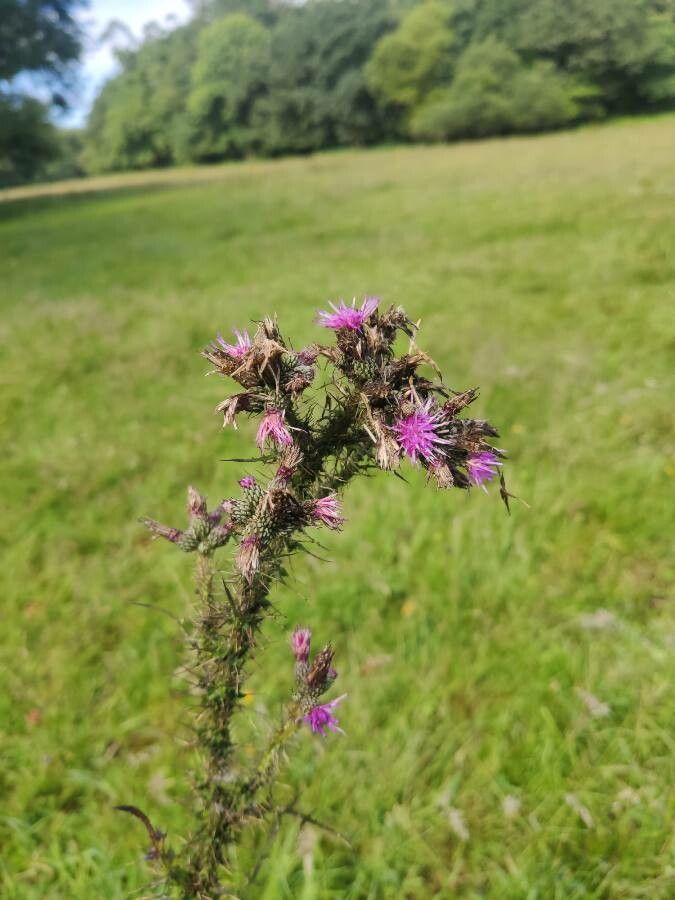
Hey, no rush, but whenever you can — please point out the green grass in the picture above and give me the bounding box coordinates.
[1,116,673,899]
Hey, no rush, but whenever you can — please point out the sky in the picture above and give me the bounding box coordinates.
[62,0,192,126]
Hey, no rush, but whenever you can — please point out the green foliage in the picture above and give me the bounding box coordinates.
[83,25,198,172]
[77,0,675,170]
[0,95,58,187]
[253,0,395,155]
[0,0,84,81]
[410,39,585,141]
[0,0,85,182]
[365,1,455,111]
[466,0,675,111]
[187,14,271,160]
[0,116,673,897]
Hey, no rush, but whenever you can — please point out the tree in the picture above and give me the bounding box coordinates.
[0,0,84,82]
[253,0,395,154]
[0,0,85,184]
[83,24,198,172]
[365,1,455,118]
[410,38,583,141]
[187,14,271,160]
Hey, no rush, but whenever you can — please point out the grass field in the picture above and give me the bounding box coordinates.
[1,116,674,899]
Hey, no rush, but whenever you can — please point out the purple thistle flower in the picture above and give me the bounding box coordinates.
[239,475,257,490]
[317,297,379,331]
[393,398,449,465]
[466,451,502,488]
[216,329,252,358]
[291,627,311,663]
[303,694,346,736]
[310,494,345,530]
[256,408,294,450]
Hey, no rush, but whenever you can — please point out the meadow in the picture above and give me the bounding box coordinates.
[1,116,673,899]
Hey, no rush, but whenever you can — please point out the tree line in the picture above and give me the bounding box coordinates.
[3,0,675,184]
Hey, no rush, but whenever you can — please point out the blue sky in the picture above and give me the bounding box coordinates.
[63,0,191,126]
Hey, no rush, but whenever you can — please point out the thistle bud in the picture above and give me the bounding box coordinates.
[275,446,303,485]
[291,627,311,663]
[208,499,233,526]
[187,486,208,521]
[239,476,257,490]
[204,522,235,551]
[141,517,183,544]
[296,346,319,366]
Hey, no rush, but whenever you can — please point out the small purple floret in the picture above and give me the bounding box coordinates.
[239,475,257,490]
[256,409,294,449]
[303,694,346,736]
[393,398,449,465]
[466,451,501,487]
[216,329,252,358]
[291,627,311,663]
[317,297,379,331]
[310,494,345,530]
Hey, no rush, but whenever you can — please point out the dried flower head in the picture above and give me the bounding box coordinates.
[236,533,261,581]
[215,392,256,429]
[305,644,336,697]
[317,297,379,331]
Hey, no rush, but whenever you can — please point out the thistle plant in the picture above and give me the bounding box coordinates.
[125,297,508,897]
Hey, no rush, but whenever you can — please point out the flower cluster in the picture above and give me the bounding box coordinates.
[141,486,233,554]
[203,299,505,501]
[136,297,508,894]
[291,627,344,736]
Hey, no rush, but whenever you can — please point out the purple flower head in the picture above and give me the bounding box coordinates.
[466,451,502,488]
[256,408,294,450]
[317,297,379,331]
[291,627,312,663]
[239,475,257,490]
[216,329,252,359]
[393,398,449,465]
[310,494,345,530]
[303,694,346,737]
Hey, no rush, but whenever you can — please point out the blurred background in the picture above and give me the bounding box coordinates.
[1,1,674,898]
[2,0,675,185]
